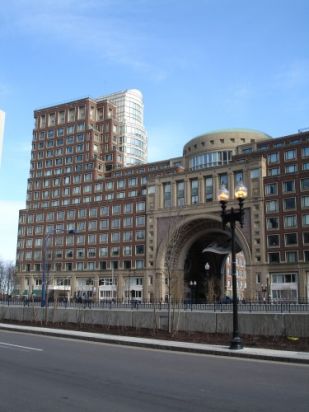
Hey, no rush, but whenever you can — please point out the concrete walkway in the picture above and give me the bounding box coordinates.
[1,323,308,365]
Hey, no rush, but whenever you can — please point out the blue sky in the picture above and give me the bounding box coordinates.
[0,0,308,262]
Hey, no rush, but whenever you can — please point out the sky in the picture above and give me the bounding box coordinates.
[0,0,308,263]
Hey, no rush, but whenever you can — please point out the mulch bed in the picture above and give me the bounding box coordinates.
[1,320,309,352]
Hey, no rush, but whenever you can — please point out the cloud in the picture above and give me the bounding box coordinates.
[0,200,25,263]
[1,0,169,81]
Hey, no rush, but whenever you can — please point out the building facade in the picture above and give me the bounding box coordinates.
[15,94,309,304]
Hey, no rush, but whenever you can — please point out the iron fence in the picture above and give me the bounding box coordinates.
[1,299,309,313]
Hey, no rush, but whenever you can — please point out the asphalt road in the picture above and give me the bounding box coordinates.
[0,330,308,412]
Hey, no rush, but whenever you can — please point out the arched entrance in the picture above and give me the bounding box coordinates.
[155,215,250,302]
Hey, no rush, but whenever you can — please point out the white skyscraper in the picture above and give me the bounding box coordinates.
[0,110,5,167]
[98,89,147,165]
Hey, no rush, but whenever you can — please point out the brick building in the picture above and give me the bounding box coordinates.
[15,91,309,303]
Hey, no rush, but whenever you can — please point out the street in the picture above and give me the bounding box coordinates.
[0,330,308,412]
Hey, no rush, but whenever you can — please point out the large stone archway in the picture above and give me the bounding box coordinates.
[154,214,252,302]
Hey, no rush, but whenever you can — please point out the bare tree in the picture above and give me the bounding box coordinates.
[0,259,17,299]
[155,212,186,333]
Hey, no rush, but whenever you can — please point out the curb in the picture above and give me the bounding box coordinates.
[1,323,309,365]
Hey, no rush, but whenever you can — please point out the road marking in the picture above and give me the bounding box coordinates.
[0,342,43,351]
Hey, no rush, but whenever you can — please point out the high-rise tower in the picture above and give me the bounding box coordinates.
[97,89,147,165]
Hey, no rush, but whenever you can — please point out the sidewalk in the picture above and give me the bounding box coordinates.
[1,322,308,365]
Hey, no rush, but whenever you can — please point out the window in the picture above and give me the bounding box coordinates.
[303,232,309,244]
[267,153,279,163]
[100,206,109,216]
[123,231,133,242]
[302,196,309,208]
[88,248,96,257]
[135,230,145,240]
[99,247,108,257]
[88,234,96,244]
[112,205,121,215]
[285,233,297,246]
[302,147,309,157]
[284,149,296,160]
[136,201,145,212]
[123,246,132,256]
[100,219,109,229]
[136,260,144,269]
[111,232,120,242]
[266,200,278,212]
[268,167,280,176]
[163,182,171,208]
[284,215,297,228]
[205,177,213,202]
[175,180,185,207]
[268,235,279,247]
[99,233,108,243]
[111,218,120,229]
[123,216,133,227]
[128,177,137,187]
[302,214,309,226]
[301,178,309,191]
[135,245,145,255]
[124,203,133,214]
[268,252,280,263]
[191,179,199,204]
[111,247,120,256]
[286,251,297,263]
[136,216,145,226]
[285,164,297,174]
[265,183,278,195]
[283,197,296,210]
[283,180,295,193]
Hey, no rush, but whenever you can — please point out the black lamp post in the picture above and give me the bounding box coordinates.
[218,181,247,350]
[189,280,197,310]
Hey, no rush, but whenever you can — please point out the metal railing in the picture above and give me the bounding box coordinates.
[1,299,309,313]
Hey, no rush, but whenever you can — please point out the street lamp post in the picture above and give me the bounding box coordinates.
[189,280,197,310]
[41,229,76,307]
[218,181,247,350]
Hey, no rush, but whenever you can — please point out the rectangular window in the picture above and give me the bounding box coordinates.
[302,196,309,208]
[268,234,279,247]
[301,178,309,191]
[268,167,280,176]
[135,245,145,255]
[283,180,295,193]
[302,147,309,157]
[267,153,279,163]
[205,177,213,202]
[123,216,133,227]
[285,164,297,174]
[286,251,297,263]
[163,182,172,208]
[176,181,185,206]
[285,233,297,246]
[303,232,309,244]
[268,252,280,263]
[284,149,296,160]
[284,215,297,228]
[266,200,278,212]
[191,179,199,204]
[265,183,278,195]
[284,197,296,210]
